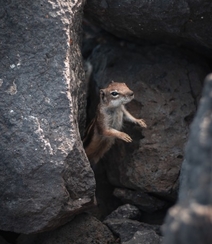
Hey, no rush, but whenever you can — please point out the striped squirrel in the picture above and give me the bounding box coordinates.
[83,81,147,165]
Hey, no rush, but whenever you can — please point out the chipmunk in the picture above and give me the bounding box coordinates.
[83,81,147,165]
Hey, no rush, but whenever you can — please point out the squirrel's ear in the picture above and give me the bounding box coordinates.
[100,89,106,102]
[111,80,114,83]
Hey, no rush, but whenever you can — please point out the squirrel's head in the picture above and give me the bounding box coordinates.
[100,81,134,107]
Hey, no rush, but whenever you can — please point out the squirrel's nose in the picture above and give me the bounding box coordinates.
[130,92,134,96]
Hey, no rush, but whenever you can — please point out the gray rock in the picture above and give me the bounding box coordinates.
[123,230,162,244]
[104,218,161,243]
[0,0,95,234]
[105,204,141,221]
[84,0,212,56]
[163,74,212,243]
[88,42,209,199]
[17,213,116,244]
[113,188,167,213]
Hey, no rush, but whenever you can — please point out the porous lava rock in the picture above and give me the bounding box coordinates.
[0,0,95,234]
[17,213,116,244]
[87,41,209,200]
[84,0,212,56]
[163,74,212,243]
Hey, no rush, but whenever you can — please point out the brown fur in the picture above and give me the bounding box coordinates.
[83,82,147,164]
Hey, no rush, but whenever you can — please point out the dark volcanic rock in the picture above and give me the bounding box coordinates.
[87,41,209,199]
[122,230,162,244]
[163,74,212,243]
[104,204,163,243]
[17,213,116,244]
[0,0,95,234]
[113,188,167,213]
[104,218,161,243]
[84,0,212,56]
[105,204,141,221]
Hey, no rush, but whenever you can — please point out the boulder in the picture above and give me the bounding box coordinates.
[0,0,95,234]
[122,230,162,244]
[105,204,141,221]
[104,203,162,243]
[17,213,116,244]
[163,74,212,243]
[113,188,168,213]
[84,0,212,56]
[104,203,164,243]
[104,218,161,243]
[87,41,209,200]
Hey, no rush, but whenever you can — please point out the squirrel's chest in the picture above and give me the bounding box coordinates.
[108,108,124,130]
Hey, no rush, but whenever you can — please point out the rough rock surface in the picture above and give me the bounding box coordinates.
[105,204,141,221]
[17,213,116,244]
[104,218,161,243]
[0,0,95,234]
[113,188,168,213]
[103,204,164,243]
[87,40,209,200]
[84,0,212,56]
[123,230,162,244]
[163,74,212,243]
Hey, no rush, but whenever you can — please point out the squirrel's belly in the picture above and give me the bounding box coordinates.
[111,112,123,130]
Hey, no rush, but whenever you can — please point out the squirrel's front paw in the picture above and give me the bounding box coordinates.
[119,132,132,143]
[137,119,147,128]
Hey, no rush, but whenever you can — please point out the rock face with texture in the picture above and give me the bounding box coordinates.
[105,204,141,221]
[87,40,208,201]
[84,0,212,56]
[122,230,162,244]
[104,204,162,244]
[17,213,116,244]
[163,74,212,243]
[113,188,167,213]
[0,0,95,234]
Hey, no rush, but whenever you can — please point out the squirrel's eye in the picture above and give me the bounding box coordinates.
[111,92,119,97]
